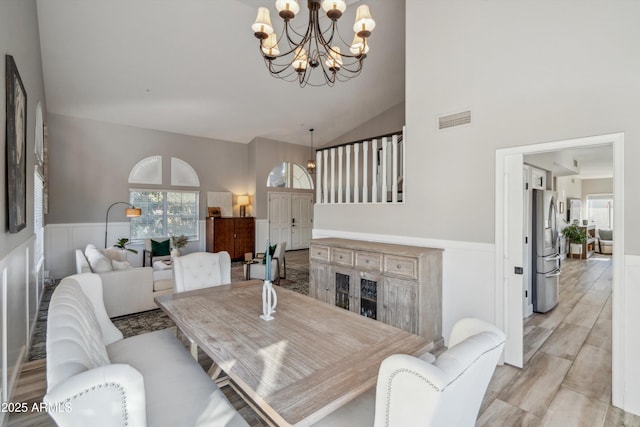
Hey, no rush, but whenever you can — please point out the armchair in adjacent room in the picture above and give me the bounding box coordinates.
[246,242,286,283]
[597,229,613,254]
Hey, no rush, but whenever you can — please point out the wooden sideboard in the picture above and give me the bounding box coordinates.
[309,238,443,347]
[205,217,255,260]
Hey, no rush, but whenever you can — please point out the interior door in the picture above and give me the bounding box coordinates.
[268,192,292,249]
[503,153,525,367]
[291,193,313,250]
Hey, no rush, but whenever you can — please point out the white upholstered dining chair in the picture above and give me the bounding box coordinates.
[173,251,231,292]
[312,317,506,427]
[172,251,231,373]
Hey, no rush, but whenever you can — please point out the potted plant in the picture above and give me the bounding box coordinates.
[562,224,587,257]
[113,237,138,261]
[170,234,188,257]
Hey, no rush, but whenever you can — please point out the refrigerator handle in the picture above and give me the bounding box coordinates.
[546,255,561,261]
[545,268,562,278]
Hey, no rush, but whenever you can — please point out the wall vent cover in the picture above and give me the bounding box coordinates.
[438,110,471,130]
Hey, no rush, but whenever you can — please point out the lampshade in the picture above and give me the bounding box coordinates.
[252,7,274,39]
[322,0,347,20]
[261,33,280,57]
[350,34,369,55]
[354,5,375,37]
[125,208,142,217]
[237,196,250,206]
[291,47,308,72]
[325,46,343,71]
[275,0,300,20]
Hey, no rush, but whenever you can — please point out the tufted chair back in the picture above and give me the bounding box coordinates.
[172,251,232,292]
[373,318,505,427]
[46,274,124,392]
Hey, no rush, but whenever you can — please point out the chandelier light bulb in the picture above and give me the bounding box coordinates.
[252,7,274,39]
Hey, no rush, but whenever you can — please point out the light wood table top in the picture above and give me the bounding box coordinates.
[155,281,430,426]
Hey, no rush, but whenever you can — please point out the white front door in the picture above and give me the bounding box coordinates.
[291,193,313,250]
[268,192,292,249]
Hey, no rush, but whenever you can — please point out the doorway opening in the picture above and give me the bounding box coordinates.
[495,132,624,408]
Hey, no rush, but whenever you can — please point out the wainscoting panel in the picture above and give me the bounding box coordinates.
[623,254,640,415]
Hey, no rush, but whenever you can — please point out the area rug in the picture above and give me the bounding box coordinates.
[28,261,309,361]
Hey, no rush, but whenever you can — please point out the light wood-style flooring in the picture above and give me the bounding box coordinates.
[477,254,640,426]
[9,251,640,426]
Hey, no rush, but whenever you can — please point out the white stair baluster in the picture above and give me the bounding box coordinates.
[381,137,388,204]
[323,149,329,204]
[330,148,336,203]
[362,141,368,203]
[354,144,360,203]
[337,146,343,203]
[345,145,351,203]
[371,139,378,203]
[392,134,398,203]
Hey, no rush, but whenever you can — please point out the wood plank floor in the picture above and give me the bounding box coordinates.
[8,251,640,426]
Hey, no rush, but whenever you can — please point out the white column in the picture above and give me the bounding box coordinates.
[392,134,399,203]
[330,148,336,203]
[371,139,378,203]
[345,145,351,203]
[381,137,388,204]
[316,150,322,203]
[354,144,360,203]
[323,149,329,204]
[337,146,343,203]
[362,141,368,203]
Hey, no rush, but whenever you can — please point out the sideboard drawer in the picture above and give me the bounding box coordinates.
[310,245,330,262]
[355,251,383,271]
[331,248,354,266]
[384,255,418,280]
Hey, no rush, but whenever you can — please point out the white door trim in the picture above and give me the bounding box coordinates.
[495,132,624,407]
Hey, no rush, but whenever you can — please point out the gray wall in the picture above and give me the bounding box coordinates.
[316,0,640,253]
[0,0,47,408]
[323,102,405,148]
[1,0,47,256]
[46,113,249,224]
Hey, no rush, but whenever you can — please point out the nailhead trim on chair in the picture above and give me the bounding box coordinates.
[383,368,438,427]
[57,382,129,425]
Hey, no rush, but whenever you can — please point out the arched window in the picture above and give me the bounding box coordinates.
[128,156,200,241]
[266,162,313,190]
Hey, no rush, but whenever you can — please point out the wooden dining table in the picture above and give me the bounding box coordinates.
[155,280,431,426]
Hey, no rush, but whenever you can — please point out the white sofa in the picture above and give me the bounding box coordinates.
[44,273,249,427]
[76,244,173,317]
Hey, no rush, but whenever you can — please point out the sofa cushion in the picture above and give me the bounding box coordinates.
[112,260,133,270]
[107,329,243,427]
[85,246,113,273]
[151,238,170,256]
[47,279,111,391]
[153,269,174,291]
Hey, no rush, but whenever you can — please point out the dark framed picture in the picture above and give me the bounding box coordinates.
[6,55,27,233]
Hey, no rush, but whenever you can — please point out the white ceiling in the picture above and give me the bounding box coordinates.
[35,0,405,146]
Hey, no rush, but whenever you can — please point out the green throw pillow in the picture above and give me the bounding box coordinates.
[262,244,277,264]
[151,239,170,256]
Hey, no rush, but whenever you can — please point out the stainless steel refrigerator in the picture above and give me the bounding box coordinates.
[532,189,560,313]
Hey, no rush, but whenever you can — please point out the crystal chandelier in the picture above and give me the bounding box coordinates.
[307,128,316,173]
[251,0,376,87]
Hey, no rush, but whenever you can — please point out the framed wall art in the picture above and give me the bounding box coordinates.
[6,55,27,233]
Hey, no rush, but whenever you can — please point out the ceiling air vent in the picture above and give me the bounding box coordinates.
[438,110,471,130]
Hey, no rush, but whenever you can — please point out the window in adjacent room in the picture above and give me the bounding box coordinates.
[587,194,613,230]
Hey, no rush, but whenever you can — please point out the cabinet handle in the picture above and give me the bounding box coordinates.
[397,264,401,269]
[383,304,388,309]
[339,255,343,259]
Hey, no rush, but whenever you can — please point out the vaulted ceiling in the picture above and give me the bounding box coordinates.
[36,0,405,146]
